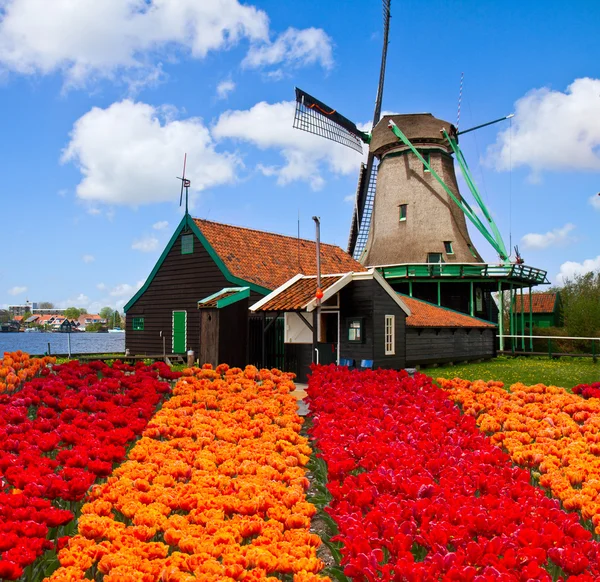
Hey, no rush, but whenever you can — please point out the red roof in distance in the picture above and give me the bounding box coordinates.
[514,292,557,314]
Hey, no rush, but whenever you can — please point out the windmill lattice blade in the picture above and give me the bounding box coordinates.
[347,163,367,255]
[293,88,367,153]
[350,159,379,260]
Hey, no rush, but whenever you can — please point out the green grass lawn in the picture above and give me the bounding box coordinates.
[430,356,599,390]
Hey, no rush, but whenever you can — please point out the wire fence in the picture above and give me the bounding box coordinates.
[498,335,600,362]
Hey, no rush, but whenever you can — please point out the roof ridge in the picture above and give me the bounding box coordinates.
[193,217,345,250]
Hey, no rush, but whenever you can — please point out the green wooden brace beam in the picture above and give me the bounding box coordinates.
[387,120,508,261]
[442,129,509,261]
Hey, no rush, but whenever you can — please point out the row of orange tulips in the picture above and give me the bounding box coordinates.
[46,364,329,582]
[0,350,55,393]
[438,377,600,534]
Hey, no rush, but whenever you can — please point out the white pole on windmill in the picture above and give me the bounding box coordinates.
[312,216,322,365]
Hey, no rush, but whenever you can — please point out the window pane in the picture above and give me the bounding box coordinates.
[132,317,144,331]
[444,241,453,254]
[399,204,407,221]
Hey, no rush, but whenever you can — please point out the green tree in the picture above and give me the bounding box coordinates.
[560,270,600,339]
[99,307,114,323]
[113,311,122,329]
[0,309,10,324]
[64,307,82,320]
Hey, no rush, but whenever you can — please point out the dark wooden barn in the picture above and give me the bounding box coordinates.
[123,214,363,360]
[249,270,410,382]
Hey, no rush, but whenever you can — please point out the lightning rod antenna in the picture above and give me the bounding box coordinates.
[456,72,464,129]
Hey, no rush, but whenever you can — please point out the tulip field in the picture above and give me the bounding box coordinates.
[2,350,600,581]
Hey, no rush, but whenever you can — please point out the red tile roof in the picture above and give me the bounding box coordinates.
[194,218,365,291]
[514,292,557,314]
[13,316,23,321]
[401,296,496,328]
[253,275,344,312]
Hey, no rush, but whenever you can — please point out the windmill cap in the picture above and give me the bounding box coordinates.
[371,113,457,157]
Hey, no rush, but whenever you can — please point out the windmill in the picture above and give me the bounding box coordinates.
[292,0,512,267]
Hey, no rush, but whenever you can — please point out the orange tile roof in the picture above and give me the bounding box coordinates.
[194,218,365,291]
[514,292,557,314]
[401,295,496,328]
[199,289,244,308]
[13,316,23,321]
[254,276,344,312]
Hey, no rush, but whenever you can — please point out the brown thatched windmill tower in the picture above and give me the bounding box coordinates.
[361,113,483,266]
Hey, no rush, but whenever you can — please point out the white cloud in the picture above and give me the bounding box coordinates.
[96,283,106,291]
[590,193,600,211]
[213,100,364,190]
[86,207,102,216]
[7,286,27,296]
[487,78,600,178]
[110,281,143,298]
[132,235,159,252]
[152,220,169,230]
[0,0,269,87]
[82,254,95,263]
[57,188,67,197]
[243,27,333,72]
[56,293,89,309]
[556,256,600,285]
[62,99,239,206]
[216,79,235,99]
[521,223,576,250]
[344,194,355,204]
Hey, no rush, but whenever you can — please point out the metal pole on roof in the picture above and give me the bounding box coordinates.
[312,216,322,365]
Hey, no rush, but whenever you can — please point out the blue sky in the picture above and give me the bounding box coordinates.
[1,0,599,314]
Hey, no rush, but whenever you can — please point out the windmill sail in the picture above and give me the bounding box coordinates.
[348,159,379,260]
[347,0,391,257]
[293,88,368,153]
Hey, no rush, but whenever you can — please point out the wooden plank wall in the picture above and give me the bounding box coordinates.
[406,328,495,366]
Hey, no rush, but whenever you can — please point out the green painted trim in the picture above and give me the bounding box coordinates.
[198,287,244,305]
[443,130,509,261]
[124,215,271,312]
[217,287,250,308]
[398,293,497,326]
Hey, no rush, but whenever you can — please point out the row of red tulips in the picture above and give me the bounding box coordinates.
[307,365,600,581]
[0,359,175,580]
[572,382,600,399]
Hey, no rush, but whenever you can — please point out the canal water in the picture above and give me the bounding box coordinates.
[0,332,125,356]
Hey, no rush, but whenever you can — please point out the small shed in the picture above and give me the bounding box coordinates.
[197,287,249,368]
[402,295,497,366]
[250,269,410,382]
[513,292,563,332]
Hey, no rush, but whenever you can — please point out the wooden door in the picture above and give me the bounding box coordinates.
[199,310,219,367]
[172,311,187,354]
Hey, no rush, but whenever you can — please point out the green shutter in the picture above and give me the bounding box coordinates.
[181,234,194,255]
[172,311,187,353]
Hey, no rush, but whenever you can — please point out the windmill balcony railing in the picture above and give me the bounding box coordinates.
[380,262,548,284]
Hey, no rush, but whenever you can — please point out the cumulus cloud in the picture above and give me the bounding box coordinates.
[0,0,269,87]
[62,100,239,206]
[213,100,364,190]
[521,223,576,250]
[216,79,235,99]
[132,235,159,252]
[152,221,169,230]
[556,256,600,285]
[243,27,333,72]
[110,282,143,298]
[82,254,95,263]
[56,293,90,309]
[590,193,600,211]
[487,78,600,178]
[96,283,106,291]
[7,286,26,296]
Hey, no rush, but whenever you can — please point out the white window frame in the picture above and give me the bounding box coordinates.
[384,314,395,355]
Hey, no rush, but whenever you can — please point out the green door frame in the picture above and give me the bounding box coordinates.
[172,310,187,354]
